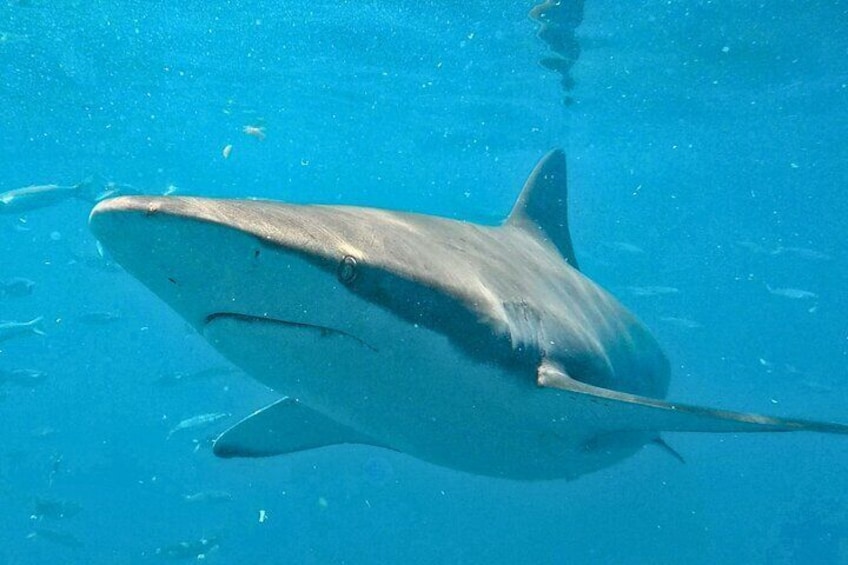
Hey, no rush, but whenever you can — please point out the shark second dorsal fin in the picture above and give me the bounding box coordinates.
[506,149,579,269]
[213,396,389,458]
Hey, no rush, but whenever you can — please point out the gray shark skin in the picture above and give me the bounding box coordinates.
[88,150,848,480]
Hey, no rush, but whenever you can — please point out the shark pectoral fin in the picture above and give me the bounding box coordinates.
[537,361,848,435]
[213,397,388,458]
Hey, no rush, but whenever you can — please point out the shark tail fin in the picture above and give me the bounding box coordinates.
[73,175,118,204]
[506,149,579,269]
[26,316,47,336]
[537,361,848,435]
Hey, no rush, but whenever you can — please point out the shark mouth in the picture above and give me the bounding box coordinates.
[202,312,379,352]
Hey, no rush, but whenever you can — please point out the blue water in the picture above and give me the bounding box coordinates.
[2,1,847,563]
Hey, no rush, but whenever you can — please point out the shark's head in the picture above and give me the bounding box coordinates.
[89,196,539,390]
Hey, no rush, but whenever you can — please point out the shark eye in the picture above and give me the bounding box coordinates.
[337,255,358,285]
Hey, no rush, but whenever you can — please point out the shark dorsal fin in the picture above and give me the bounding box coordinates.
[506,149,579,269]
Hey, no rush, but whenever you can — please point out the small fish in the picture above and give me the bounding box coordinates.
[602,241,645,254]
[182,490,233,504]
[67,248,122,274]
[738,241,832,262]
[77,311,122,325]
[0,31,28,45]
[27,527,83,548]
[658,316,702,329]
[0,184,78,213]
[30,426,58,439]
[736,240,769,255]
[0,178,108,215]
[0,316,46,343]
[800,380,833,394]
[0,368,47,387]
[771,246,832,261]
[0,277,36,298]
[167,412,230,439]
[625,286,680,297]
[33,496,82,520]
[766,284,818,300]
[156,536,220,560]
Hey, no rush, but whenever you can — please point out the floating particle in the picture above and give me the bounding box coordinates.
[243,125,266,141]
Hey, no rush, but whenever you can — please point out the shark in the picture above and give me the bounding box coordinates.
[88,150,848,480]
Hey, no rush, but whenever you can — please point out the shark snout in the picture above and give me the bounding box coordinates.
[90,195,378,340]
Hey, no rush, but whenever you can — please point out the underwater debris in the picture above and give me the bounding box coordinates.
[242,125,266,141]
